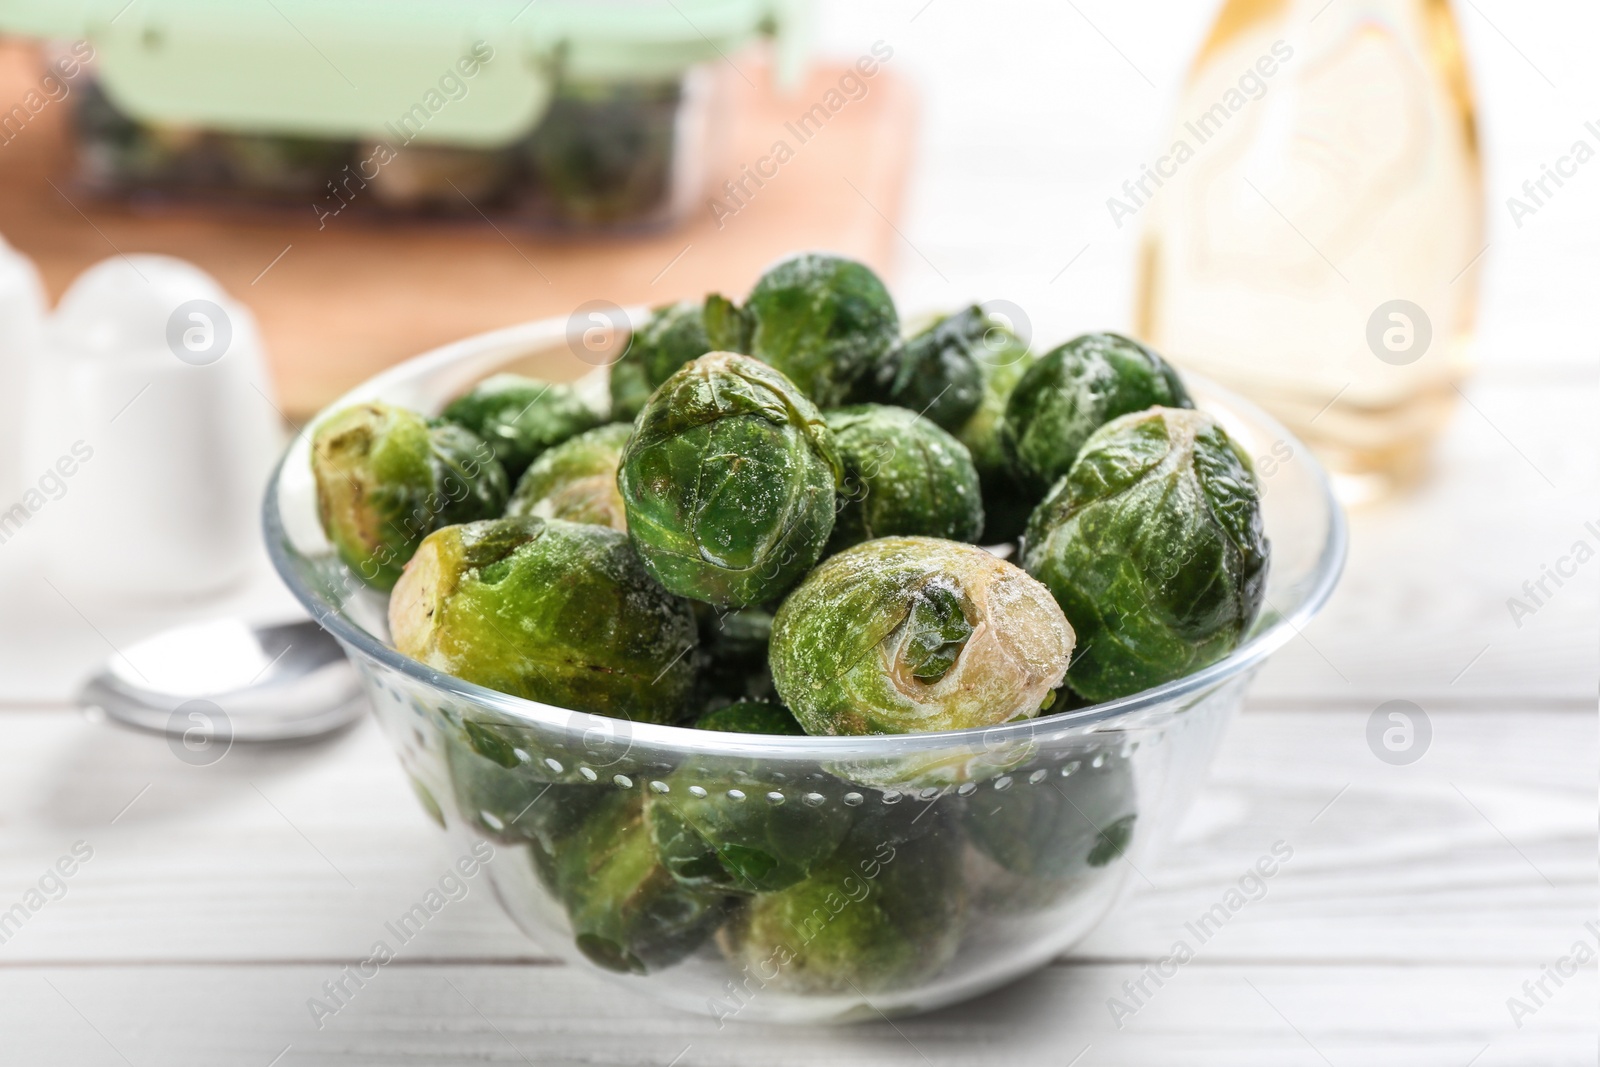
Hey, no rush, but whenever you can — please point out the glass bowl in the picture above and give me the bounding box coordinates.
[264,313,1345,1024]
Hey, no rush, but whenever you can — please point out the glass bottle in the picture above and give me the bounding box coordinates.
[1134,0,1483,503]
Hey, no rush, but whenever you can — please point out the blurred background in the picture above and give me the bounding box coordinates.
[0,1,1593,1063]
[0,0,1590,709]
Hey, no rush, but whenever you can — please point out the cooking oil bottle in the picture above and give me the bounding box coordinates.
[1134,0,1483,502]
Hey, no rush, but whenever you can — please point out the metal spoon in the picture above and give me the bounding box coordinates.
[78,618,366,742]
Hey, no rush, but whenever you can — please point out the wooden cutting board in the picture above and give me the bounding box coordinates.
[0,42,917,417]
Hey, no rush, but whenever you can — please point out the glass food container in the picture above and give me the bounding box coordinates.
[0,0,810,230]
[265,313,1345,1023]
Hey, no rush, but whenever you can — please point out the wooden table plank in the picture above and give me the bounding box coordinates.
[6,962,1592,1066]
[1247,377,1598,709]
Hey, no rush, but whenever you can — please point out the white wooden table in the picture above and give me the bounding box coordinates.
[1,2,1596,1063]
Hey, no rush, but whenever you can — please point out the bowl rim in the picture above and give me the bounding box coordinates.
[264,313,1347,758]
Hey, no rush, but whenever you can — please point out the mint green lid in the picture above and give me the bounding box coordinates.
[0,0,809,145]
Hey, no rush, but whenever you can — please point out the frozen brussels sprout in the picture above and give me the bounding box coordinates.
[311,402,508,591]
[442,712,653,856]
[446,720,608,848]
[525,78,682,228]
[75,77,359,199]
[618,352,841,607]
[962,744,1137,885]
[953,324,1038,543]
[824,726,1045,793]
[718,805,964,995]
[1001,332,1192,495]
[702,294,751,354]
[852,306,990,431]
[744,252,899,407]
[446,721,548,844]
[631,298,716,381]
[453,715,637,787]
[223,133,358,197]
[647,768,854,893]
[1022,407,1269,703]
[693,604,778,707]
[389,517,698,723]
[547,790,732,974]
[609,301,702,422]
[607,361,654,428]
[507,422,631,531]
[825,405,984,553]
[697,603,773,664]
[693,700,804,735]
[366,143,515,208]
[442,373,606,481]
[407,774,446,829]
[770,538,1073,735]
[608,297,747,422]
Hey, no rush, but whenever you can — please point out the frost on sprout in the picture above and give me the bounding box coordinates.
[311,401,509,592]
[743,252,900,408]
[1022,406,1267,703]
[619,352,840,607]
[824,405,983,552]
[388,516,698,724]
[507,422,632,533]
[440,374,606,482]
[893,581,972,683]
[1000,331,1192,495]
[770,537,1073,735]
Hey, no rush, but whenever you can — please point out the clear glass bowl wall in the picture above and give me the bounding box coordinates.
[266,314,1345,1023]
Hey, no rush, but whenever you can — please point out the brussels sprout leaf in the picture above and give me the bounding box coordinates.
[902,586,973,683]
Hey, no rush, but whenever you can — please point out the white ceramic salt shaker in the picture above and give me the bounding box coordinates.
[36,255,283,599]
[0,235,47,508]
